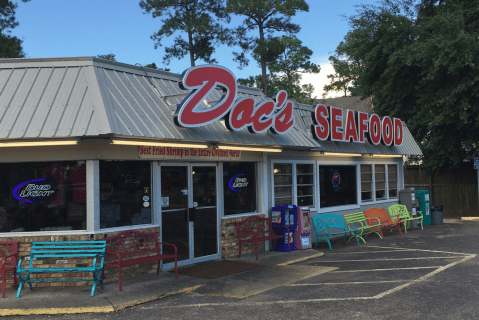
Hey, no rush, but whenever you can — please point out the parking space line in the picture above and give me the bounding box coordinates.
[288,280,409,286]
[367,245,471,256]
[316,257,457,263]
[326,249,411,254]
[373,254,476,298]
[331,266,441,273]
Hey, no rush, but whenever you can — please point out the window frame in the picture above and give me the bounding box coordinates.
[271,160,317,211]
[360,162,400,203]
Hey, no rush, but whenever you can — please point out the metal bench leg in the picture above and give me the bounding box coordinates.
[1,272,5,298]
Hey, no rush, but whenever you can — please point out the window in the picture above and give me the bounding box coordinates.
[388,165,398,198]
[223,162,257,216]
[273,163,293,206]
[99,161,151,229]
[319,165,357,208]
[361,165,373,202]
[375,165,386,200]
[273,162,315,207]
[1,161,86,232]
[296,164,314,206]
[361,163,399,202]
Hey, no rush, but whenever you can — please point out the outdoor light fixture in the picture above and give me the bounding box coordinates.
[109,139,208,149]
[217,145,282,153]
[0,140,80,147]
[320,152,362,157]
[369,154,403,158]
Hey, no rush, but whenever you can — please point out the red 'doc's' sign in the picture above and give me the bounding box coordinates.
[311,105,403,146]
[175,65,294,134]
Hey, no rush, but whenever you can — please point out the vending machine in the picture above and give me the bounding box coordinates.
[415,189,431,226]
[293,206,312,250]
[399,187,419,228]
[271,205,297,252]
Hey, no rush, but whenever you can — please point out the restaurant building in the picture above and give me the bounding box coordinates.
[0,57,422,285]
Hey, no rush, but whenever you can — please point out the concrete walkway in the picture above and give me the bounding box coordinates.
[0,249,326,316]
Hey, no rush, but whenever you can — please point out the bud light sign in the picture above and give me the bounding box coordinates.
[13,178,57,203]
[229,174,249,192]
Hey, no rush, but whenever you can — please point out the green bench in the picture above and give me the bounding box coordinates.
[388,204,423,233]
[343,211,383,243]
[16,241,106,298]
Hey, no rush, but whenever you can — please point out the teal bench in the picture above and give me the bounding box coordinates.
[16,241,106,298]
[312,213,360,250]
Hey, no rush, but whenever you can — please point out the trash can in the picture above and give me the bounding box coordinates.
[431,205,443,225]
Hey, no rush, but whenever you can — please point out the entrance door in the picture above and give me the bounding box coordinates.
[160,164,218,268]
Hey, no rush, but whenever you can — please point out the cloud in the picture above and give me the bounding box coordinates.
[300,63,343,99]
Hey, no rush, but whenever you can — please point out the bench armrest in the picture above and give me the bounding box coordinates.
[416,211,423,217]
[366,217,381,226]
[0,253,16,264]
[158,242,178,255]
[105,251,122,260]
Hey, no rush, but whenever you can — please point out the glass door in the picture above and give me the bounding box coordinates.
[161,164,219,268]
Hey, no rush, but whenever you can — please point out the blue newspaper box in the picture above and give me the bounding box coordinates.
[271,205,297,252]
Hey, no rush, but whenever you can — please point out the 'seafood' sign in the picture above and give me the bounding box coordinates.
[139,146,241,160]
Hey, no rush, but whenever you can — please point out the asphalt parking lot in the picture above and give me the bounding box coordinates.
[5,219,479,320]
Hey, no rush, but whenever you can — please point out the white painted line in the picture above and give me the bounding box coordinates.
[372,254,477,298]
[327,249,411,254]
[316,257,457,263]
[367,245,471,256]
[288,280,409,286]
[331,266,441,273]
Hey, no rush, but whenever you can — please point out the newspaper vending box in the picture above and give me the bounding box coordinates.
[271,205,297,252]
[294,206,312,250]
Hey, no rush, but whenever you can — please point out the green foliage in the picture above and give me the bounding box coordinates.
[0,33,24,58]
[268,35,320,91]
[95,53,116,61]
[140,0,232,67]
[226,0,309,95]
[0,0,30,58]
[144,62,170,71]
[322,55,359,98]
[238,72,316,104]
[337,0,479,173]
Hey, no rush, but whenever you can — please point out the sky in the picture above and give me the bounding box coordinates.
[11,0,379,99]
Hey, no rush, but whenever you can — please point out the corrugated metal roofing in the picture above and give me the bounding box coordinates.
[0,57,422,155]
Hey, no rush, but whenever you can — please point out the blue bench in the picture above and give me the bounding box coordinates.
[16,241,106,298]
[312,214,360,250]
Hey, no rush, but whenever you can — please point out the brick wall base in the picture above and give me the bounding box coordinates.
[221,214,265,259]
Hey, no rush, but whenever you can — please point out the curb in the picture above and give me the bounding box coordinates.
[0,284,203,316]
[461,217,479,221]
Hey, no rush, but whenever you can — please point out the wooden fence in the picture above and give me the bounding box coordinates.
[404,164,479,218]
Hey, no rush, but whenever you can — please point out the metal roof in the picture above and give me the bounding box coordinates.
[0,57,422,155]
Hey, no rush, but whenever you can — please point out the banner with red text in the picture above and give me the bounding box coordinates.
[139,146,241,160]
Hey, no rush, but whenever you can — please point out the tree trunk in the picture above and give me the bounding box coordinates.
[259,25,268,96]
[188,31,195,67]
